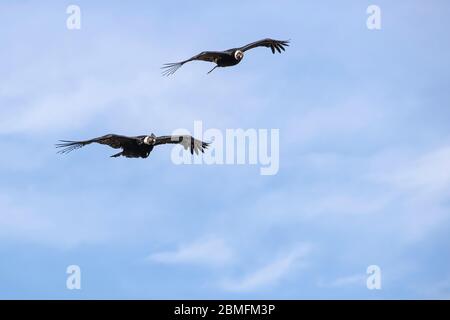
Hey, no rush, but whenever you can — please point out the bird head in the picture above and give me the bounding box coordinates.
[234,50,244,61]
[144,134,156,145]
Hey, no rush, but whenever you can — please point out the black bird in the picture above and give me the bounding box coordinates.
[162,38,290,76]
[56,134,210,158]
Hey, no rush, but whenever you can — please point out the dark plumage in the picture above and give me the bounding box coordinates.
[56,134,210,159]
[162,38,290,76]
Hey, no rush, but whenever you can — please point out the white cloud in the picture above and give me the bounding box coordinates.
[376,146,450,195]
[220,244,311,292]
[0,192,111,248]
[147,237,233,267]
[285,97,385,146]
[366,146,450,242]
[300,193,389,217]
[0,194,52,234]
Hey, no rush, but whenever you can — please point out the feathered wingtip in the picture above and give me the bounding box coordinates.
[270,39,290,54]
[201,141,211,153]
[161,62,183,76]
[201,136,215,153]
[188,138,212,155]
[55,140,84,154]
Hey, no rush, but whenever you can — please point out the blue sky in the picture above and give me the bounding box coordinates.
[1,0,450,299]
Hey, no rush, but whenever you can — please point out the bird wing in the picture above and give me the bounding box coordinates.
[161,51,229,76]
[154,135,210,155]
[237,38,290,54]
[56,134,136,154]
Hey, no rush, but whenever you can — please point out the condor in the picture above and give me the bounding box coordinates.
[56,133,210,159]
[162,38,290,76]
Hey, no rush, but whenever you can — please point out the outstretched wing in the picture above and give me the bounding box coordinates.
[56,134,136,154]
[237,38,290,54]
[154,135,210,155]
[161,51,228,76]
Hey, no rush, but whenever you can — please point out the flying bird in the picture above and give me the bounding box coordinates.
[56,134,210,159]
[162,38,290,76]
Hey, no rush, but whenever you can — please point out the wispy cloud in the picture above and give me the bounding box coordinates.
[375,146,450,195]
[367,145,450,242]
[0,192,111,248]
[147,237,233,267]
[285,96,387,147]
[220,244,312,292]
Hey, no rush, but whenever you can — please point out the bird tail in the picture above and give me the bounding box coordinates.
[55,140,86,154]
[161,62,184,76]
